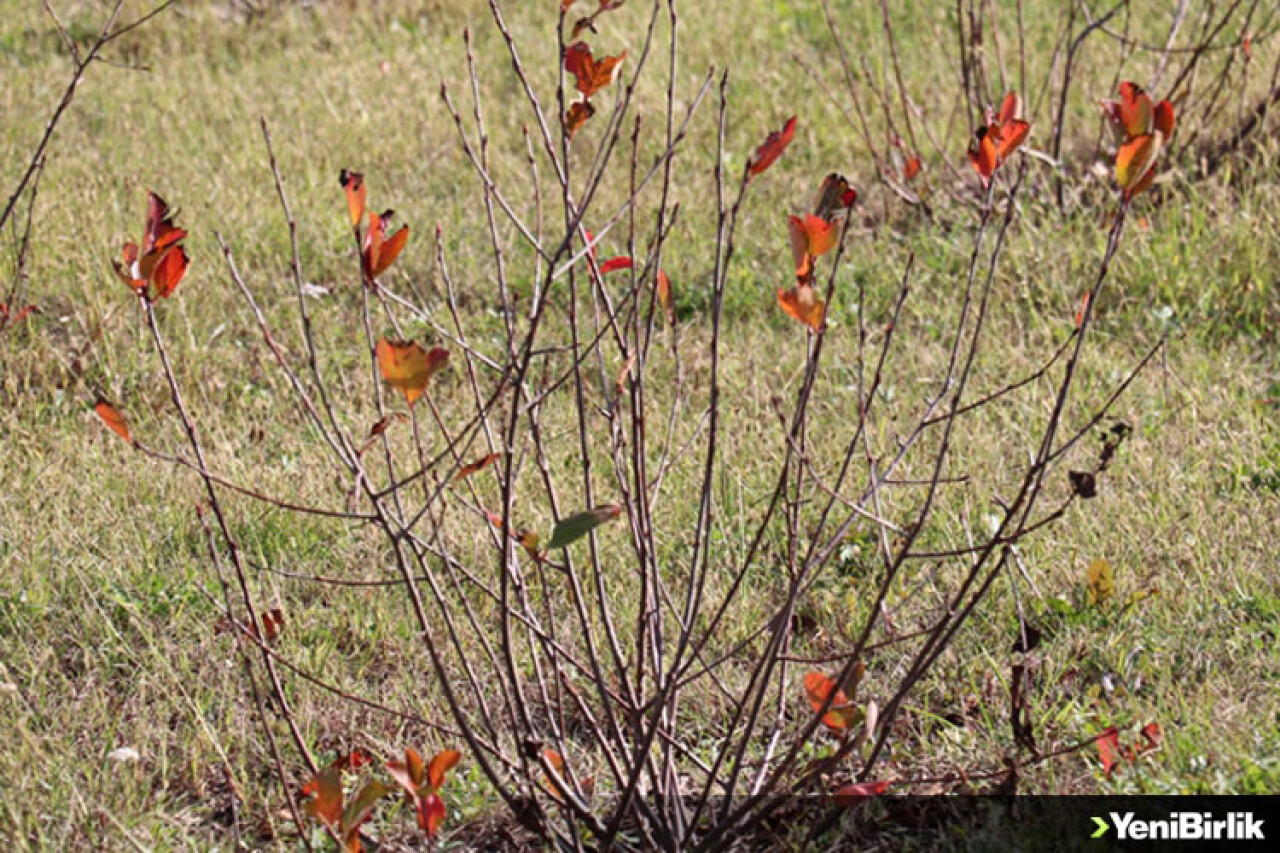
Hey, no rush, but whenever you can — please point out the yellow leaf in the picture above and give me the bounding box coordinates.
[1086,558,1114,605]
[376,339,448,404]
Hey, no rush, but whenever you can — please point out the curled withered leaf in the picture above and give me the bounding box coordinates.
[455,452,502,481]
[357,412,408,455]
[93,397,132,444]
[1068,469,1098,499]
[376,338,449,405]
[564,99,596,139]
[564,41,627,98]
[748,116,796,177]
[812,173,857,222]
[339,168,366,228]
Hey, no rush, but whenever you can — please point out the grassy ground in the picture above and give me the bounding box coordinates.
[2,0,1279,849]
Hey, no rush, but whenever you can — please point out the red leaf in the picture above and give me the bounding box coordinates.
[832,779,889,806]
[149,245,190,299]
[599,256,633,274]
[748,116,797,177]
[1116,133,1162,192]
[902,155,922,182]
[260,608,285,643]
[0,303,38,325]
[1153,100,1175,139]
[118,192,190,300]
[1139,722,1162,752]
[1075,290,1092,328]
[302,765,344,828]
[420,791,446,837]
[1096,727,1121,777]
[996,91,1023,126]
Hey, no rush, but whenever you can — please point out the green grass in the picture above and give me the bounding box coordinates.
[2,0,1278,849]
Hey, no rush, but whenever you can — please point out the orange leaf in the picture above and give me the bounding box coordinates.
[426,749,460,791]
[968,126,999,186]
[542,748,569,801]
[302,765,344,828]
[788,214,838,280]
[777,286,825,333]
[804,670,857,733]
[387,746,426,796]
[93,398,132,444]
[563,41,627,98]
[456,452,502,481]
[119,192,189,300]
[564,99,596,139]
[302,750,372,797]
[995,119,1030,160]
[362,211,409,281]
[996,91,1023,125]
[1075,290,1092,328]
[599,256,632,274]
[748,116,796,177]
[376,339,449,404]
[832,779,889,806]
[0,303,37,325]
[1139,722,1162,751]
[340,169,367,228]
[655,269,672,314]
[1116,132,1162,191]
